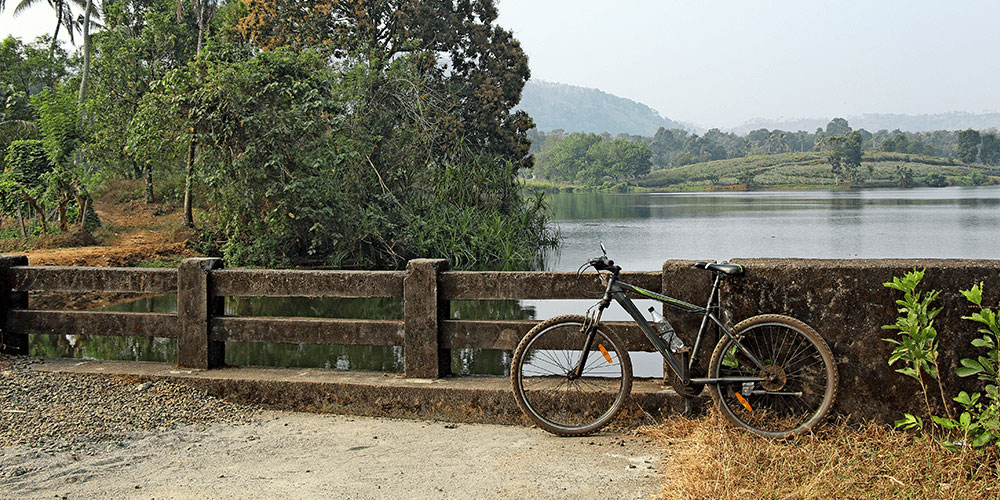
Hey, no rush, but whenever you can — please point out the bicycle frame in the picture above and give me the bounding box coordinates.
[577,271,768,388]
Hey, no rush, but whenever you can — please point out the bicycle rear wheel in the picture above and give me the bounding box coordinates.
[510,315,632,436]
[708,314,837,439]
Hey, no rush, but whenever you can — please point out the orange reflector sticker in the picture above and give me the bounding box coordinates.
[598,343,613,364]
[734,392,753,413]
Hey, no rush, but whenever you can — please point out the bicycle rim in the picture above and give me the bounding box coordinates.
[513,318,631,435]
[709,316,836,438]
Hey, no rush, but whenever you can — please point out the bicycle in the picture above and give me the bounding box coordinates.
[510,245,838,438]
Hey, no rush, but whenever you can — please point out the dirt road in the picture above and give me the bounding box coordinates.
[2,412,662,500]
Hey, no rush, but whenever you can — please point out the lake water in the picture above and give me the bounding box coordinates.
[546,186,1000,271]
[30,186,1000,374]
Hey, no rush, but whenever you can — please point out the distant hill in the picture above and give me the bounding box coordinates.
[516,80,689,135]
[730,112,1000,134]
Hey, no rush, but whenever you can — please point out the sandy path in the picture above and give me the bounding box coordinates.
[1,411,662,500]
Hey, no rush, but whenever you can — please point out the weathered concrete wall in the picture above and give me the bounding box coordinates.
[30,359,695,426]
[666,259,1000,422]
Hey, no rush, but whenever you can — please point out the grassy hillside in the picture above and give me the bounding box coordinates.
[637,152,1000,191]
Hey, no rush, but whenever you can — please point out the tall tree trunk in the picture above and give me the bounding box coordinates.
[78,0,94,103]
[182,7,206,228]
[77,197,90,228]
[144,164,154,204]
[16,206,26,238]
[57,199,68,232]
[183,141,195,227]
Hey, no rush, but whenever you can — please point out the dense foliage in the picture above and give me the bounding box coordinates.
[0,139,51,232]
[237,0,534,169]
[0,0,553,269]
[532,132,651,185]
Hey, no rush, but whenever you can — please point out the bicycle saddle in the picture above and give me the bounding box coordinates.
[694,261,745,275]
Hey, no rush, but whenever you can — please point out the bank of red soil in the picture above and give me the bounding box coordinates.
[1,187,198,310]
[2,187,199,268]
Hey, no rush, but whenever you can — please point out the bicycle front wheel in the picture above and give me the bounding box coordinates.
[510,315,633,436]
[708,314,838,439]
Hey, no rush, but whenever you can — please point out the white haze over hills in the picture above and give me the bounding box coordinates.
[518,80,1000,136]
[727,113,1000,135]
[496,1,1000,131]
[516,80,693,136]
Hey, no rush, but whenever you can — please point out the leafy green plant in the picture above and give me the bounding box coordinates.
[923,172,948,187]
[30,83,97,232]
[1,139,52,234]
[970,171,990,186]
[720,344,739,369]
[882,269,952,421]
[884,274,1000,451]
[931,283,1000,449]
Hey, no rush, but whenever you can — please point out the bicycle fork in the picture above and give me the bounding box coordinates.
[569,278,616,379]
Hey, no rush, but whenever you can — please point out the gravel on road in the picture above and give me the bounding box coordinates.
[0,355,260,451]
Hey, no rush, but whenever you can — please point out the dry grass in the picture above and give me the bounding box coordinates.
[645,413,999,500]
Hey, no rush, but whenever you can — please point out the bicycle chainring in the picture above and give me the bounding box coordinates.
[668,350,705,398]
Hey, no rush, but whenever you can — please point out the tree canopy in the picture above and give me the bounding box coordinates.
[238,0,534,169]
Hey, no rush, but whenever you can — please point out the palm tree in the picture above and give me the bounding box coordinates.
[76,0,100,102]
[11,0,97,56]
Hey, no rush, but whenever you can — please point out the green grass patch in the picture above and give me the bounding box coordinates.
[130,257,182,268]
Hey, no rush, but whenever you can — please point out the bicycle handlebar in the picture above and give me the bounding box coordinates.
[588,255,621,275]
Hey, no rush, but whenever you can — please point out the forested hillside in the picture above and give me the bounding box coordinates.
[516,80,688,136]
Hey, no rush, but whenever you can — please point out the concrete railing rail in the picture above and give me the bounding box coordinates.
[0,256,662,379]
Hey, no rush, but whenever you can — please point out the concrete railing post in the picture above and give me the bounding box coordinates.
[404,259,450,378]
[0,255,28,355]
[661,260,713,384]
[177,257,224,369]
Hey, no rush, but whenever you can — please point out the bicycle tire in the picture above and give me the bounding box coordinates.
[708,314,838,439]
[510,315,633,436]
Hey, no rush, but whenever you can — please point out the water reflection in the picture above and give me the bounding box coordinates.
[29,295,536,375]
[30,186,1000,375]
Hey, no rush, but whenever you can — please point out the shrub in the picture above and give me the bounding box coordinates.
[884,271,1000,451]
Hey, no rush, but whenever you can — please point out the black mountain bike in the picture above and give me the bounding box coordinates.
[510,246,838,438]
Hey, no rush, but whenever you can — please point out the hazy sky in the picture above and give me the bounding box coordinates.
[496,0,1000,128]
[4,0,999,128]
